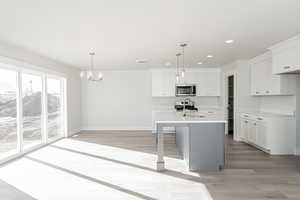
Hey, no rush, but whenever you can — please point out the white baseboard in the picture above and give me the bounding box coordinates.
[81,126,152,131]
[295,149,300,156]
[68,128,81,137]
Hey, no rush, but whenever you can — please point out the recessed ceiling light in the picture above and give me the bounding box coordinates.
[197,62,203,65]
[207,55,213,58]
[136,59,148,64]
[225,39,234,44]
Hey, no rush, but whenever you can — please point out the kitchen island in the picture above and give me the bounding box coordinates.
[154,111,226,172]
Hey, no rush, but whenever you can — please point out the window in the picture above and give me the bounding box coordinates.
[22,73,43,149]
[47,78,64,141]
[0,65,66,163]
[0,68,18,158]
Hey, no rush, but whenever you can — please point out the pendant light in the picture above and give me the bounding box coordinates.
[80,52,103,82]
[175,53,181,83]
[180,43,187,79]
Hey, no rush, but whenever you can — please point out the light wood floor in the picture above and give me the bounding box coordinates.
[0,131,300,200]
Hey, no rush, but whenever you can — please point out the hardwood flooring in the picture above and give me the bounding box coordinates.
[0,131,299,200]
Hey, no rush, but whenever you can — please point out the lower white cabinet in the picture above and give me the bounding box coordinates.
[239,113,295,155]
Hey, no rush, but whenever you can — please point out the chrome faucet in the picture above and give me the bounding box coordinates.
[183,97,189,117]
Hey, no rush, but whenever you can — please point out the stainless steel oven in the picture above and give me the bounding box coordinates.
[175,84,196,96]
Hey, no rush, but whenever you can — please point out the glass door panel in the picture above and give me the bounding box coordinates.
[22,73,43,149]
[47,78,63,141]
[0,68,18,158]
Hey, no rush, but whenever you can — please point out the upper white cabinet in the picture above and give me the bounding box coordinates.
[269,35,300,74]
[151,69,175,97]
[250,52,295,96]
[151,69,221,97]
[185,70,221,96]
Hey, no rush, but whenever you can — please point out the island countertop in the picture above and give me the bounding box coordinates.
[154,111,227,124]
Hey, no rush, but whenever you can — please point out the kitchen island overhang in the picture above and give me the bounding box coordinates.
[155,115,227,172]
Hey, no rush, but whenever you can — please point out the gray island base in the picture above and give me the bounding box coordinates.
[155,116,226,173]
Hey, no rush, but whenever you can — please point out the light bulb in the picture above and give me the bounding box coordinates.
[181,70,185,78]
[176,74,180,83]
[80,71,85,78]
[87,71,93,80]
[97,71,103,80]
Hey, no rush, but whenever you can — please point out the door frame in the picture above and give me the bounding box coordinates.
[224,71,238,141]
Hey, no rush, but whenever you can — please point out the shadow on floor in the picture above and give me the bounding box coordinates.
[0,179,37,200]
[50,144,203,183]
[70,131,182,159]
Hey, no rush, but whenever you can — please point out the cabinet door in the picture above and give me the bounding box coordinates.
[248,121,257,144]
[256,120,268,149]
[152,70,175,97]
[265,58,281,95]
[164,71,176,96]
[272,45,300,74]
[198,71,221,96]
[240,118,249,141]
[251,62,265,95]
[152,70,164,96]
[251,60,271,95]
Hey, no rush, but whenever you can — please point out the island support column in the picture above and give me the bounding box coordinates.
[156,124,165,171]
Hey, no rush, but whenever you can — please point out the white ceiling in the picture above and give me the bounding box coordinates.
[0,0,300,70]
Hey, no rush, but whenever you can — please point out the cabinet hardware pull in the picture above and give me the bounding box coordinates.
[283,66,291,69]
[256,91,260,94]
[257,117,263,120]
[266,91,270,93]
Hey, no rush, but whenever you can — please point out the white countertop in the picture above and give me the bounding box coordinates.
[154,111,227,124]
[240,111,295,118]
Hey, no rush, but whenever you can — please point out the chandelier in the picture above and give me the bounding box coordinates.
[80,52,103,81]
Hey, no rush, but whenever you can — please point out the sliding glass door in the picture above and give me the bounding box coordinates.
[0,68,18,159]
[22,73,43,150]
[0,65,66,163]
[47,77,64,142]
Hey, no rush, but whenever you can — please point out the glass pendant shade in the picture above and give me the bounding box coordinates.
[181,70,185,78]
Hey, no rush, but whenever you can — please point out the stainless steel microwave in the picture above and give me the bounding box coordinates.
[175,84,196,96]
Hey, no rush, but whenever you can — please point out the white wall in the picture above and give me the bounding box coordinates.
[81,69,221,131]
[259,96,296,115]
[221,60,260,113]
[0,41,81,136]
[81,70,153,130]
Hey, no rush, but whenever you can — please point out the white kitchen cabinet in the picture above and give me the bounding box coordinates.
[248,120,257,144]
[269,35,300,74]
[239,113,295,155]
[152,70,175,97]
[255,118,268,150]
[250,52,295,96]
[240,117,249,141]
[185,70,221,96]
[152,69,221,97]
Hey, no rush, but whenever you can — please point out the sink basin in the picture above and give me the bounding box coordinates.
[183,113,206,118]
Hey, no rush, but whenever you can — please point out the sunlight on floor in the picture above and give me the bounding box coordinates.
[0,138,213,200]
